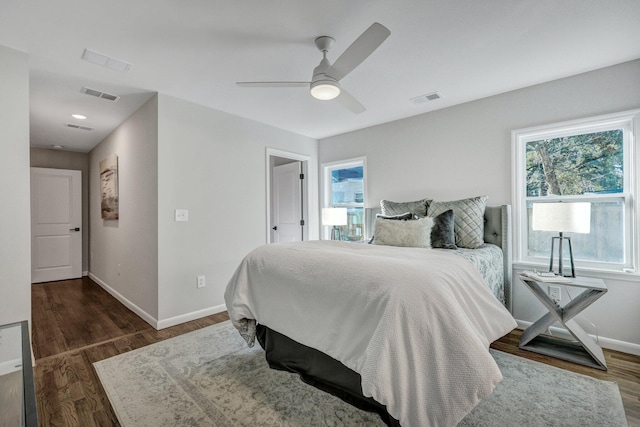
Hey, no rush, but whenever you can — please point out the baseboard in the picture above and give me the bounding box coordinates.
[156,304,227,330]
[515,319,640,357]
[88,272,158,329]
[87,272,227,331]
[82,270,88,277]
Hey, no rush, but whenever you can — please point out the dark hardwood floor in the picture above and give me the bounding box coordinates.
[32,277,229,426]
[32,277,639,426]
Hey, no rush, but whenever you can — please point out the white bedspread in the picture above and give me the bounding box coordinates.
[224,240,517,427]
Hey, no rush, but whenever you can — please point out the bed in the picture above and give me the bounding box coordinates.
[225,201,516,427]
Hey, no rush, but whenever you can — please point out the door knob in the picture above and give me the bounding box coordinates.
[272,226,278,230]
[69,227,80,232]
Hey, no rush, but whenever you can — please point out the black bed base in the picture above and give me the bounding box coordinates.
[256,324,400,427]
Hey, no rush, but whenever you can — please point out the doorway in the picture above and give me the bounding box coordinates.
[266,149,310,243]
[31,167,82,283]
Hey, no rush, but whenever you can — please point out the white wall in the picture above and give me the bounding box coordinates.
[156,94,318,327]
[319,59,640,354]
[89,95,159,321]
[0,46,31,326]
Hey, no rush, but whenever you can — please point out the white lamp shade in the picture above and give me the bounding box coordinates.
[322,207,348,226]
[532,202,591,233]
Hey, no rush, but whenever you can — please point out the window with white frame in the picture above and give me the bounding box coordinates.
[322,158,366,241]
[513,110,640,273]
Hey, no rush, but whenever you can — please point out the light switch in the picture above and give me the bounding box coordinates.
[175,209,188,222]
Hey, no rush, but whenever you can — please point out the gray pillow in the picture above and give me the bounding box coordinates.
[430,209,457,249]
[380,198,430,217]
[428,196,487,249]
[376,212,415,220]
[372,216,433,248]
[368,212,415,243]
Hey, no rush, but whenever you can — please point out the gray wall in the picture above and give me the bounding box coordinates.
[87,93,318,328]
[0,46,31,326]
[319,59,640,353]
[89,95,159,321]
[30,148,90,273]
[156,94,318,326]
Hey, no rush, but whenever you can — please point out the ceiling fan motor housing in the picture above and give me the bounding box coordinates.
[310,53,341,100]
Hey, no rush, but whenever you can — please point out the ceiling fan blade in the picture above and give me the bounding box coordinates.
[236,82,309,88]
[328,22,390,81]
[335,89,366,114]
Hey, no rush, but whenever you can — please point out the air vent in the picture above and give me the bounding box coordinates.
[82,48,133,72]
[66,123,93,131]
[81,86,120,102]
[411,92,442,104]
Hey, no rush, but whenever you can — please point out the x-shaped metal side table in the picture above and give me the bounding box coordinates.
[519,276,608,370]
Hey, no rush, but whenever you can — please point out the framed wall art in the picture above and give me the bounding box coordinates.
[100,154,119,220]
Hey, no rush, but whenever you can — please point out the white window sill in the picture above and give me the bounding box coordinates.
[513,262,640,283]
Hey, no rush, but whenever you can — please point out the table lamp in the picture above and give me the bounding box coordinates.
[532,202,591,277]
[322,207,347,240]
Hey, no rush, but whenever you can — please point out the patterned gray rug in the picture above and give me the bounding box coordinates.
[94,321,627,427]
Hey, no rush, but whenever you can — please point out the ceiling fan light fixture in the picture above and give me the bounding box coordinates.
[310,81,341,101]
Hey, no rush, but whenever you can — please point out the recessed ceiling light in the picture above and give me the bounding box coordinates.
[71,114,87,120]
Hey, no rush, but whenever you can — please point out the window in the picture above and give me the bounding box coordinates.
[322,158,366,241]
[513,110,640,273]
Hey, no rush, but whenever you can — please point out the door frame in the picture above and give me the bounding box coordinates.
[266,148,310,243]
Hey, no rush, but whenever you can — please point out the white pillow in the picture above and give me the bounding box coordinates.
[373,216,434,248]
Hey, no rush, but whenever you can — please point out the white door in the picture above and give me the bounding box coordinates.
[31,168,82,283]
[272,162,303,242]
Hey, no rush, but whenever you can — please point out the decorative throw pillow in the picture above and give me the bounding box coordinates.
[368,212,415,243]
[376,212,415,220]
[430,209,457,249]
[373,216,434,248]
[428,196,487,249]
[380,198,430,217]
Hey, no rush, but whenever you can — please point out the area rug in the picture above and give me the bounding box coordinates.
[94,321,627,427]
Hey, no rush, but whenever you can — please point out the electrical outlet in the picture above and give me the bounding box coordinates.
[548,285,561,303]
[197,275,206,288]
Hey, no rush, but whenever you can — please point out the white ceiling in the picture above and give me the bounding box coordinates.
[2,0,640,153]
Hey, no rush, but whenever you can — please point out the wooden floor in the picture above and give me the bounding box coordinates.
[32,277,229,426]
[32,277,639,426]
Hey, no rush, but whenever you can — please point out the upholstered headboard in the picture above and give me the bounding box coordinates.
[364,205,512,312]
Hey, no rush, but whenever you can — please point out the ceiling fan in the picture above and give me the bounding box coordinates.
[236,22,390,114]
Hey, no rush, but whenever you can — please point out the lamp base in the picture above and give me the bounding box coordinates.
[330,226,342,241]
[549,233,576,277]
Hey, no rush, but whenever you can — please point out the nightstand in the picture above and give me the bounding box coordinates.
[518,275,608,370]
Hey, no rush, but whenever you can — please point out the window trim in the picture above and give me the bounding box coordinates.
[321,157,367,240]
[512,109,640,274]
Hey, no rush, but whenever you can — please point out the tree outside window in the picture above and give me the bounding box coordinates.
[525,130,625,264]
